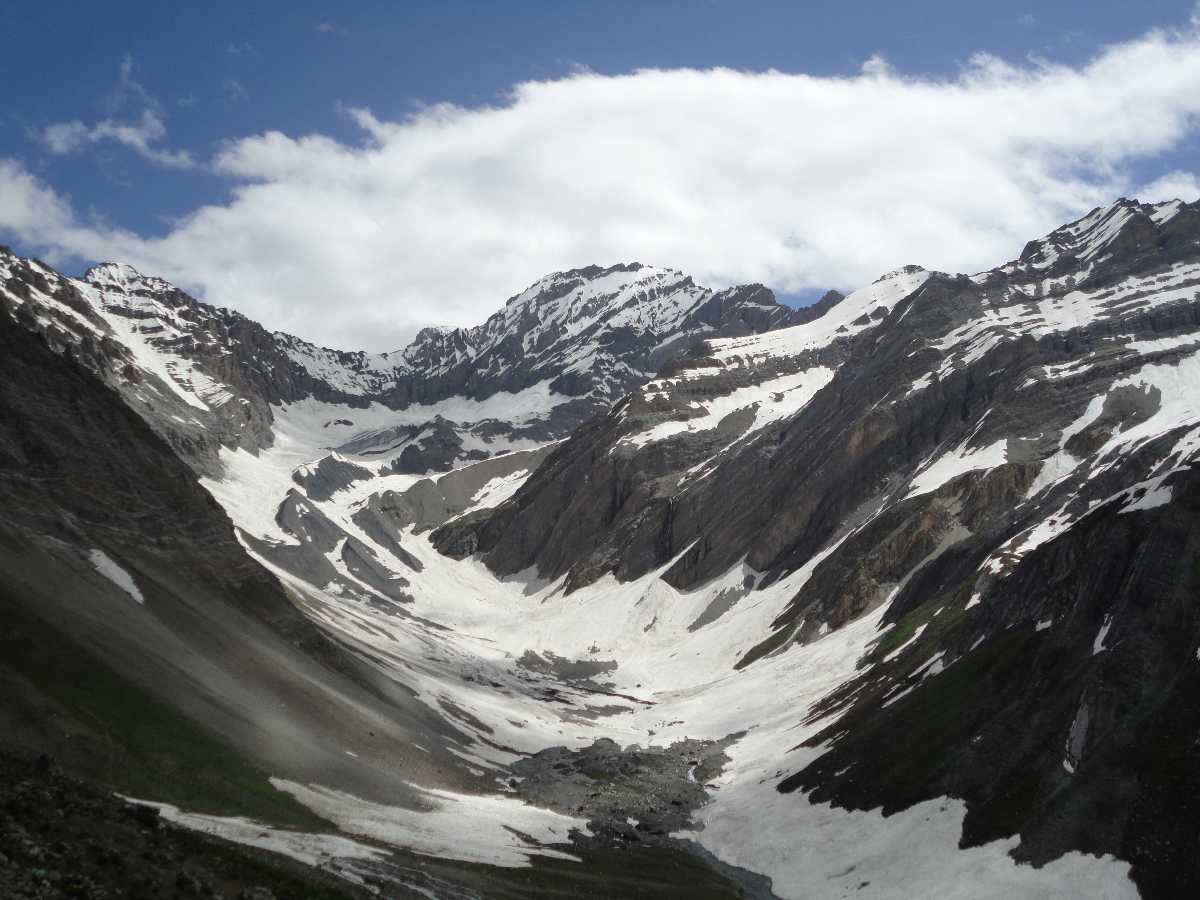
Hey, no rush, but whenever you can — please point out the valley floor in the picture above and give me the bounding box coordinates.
[182,414,1141,899]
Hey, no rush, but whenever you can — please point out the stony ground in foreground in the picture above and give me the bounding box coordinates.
[0,748,367,900]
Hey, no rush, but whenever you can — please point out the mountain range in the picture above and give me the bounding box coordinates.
[1,195,1198,899]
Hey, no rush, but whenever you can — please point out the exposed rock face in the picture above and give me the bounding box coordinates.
[363,446,553,534]
[432,264,931,591]
[292,453,374,502]
[0,257,333,474]
[786,468,1200,897]
[0,306,278,599]
[432,198,1200,895]
[787,288,846,325]
[436,202,1200,599]
[0,308,497,820]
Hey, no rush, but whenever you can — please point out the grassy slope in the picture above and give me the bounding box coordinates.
[0,578,328,830]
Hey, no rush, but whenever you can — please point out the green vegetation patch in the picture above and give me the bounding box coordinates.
[0,587,328,830]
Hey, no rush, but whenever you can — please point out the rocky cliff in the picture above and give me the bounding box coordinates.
[432,198,1200,895]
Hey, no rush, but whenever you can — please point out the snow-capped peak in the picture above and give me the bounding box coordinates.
[84,261,177,297]
[503,263,660,307]
[493,263,699,339]
[1015,198,1180,273]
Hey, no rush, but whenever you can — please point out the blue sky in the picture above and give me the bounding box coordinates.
[2,1,1199,349]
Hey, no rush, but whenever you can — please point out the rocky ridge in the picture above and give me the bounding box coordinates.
[0,255,813,476]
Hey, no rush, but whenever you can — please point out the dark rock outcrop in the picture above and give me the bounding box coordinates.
[432,198,1200,897]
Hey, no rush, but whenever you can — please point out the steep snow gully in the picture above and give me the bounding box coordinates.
[4,197,1200,898]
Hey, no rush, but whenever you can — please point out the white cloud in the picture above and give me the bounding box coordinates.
[5,25,1200,351]
[1138,169,1200,202]
[34,109,194,169]
[0,160,139,260]
[31,55,194,169]
[108,54,156,115]
[222,79,250,104]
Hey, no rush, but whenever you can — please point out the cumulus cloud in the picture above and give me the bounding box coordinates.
[31,55,194,170]
[1139,169,1200,202]
[5,25,1200,351]
[0,160,140,259]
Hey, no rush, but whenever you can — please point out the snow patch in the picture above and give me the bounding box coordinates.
[709,268,930,365]
[124,797,384,887]
[88,549,144,605]
[623,367,834,449]
[907,439,1008,499]
[1093,616,1113,655]
[272,778,587,868]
